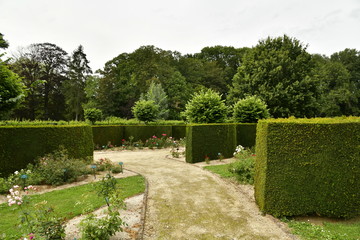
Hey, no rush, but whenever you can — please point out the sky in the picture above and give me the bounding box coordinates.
[1,0,360,71]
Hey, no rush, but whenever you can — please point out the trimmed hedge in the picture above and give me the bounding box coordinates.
[92,125,124,147]
[123,125,173,142]
[236,123,256,148]
[0,125,93,177]
[186,124,236,163]
[172,125,186,139]
[255,117,360,218]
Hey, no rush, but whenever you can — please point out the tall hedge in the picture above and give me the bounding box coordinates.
[236,123,256,148]
[0,125,93,177]
[186,124,236,163]
[172,125,186,139]
[123,125,172,141]
[92,125,124,147]
[255,117,360,218]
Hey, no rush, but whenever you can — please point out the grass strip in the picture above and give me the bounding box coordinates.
[0,175,145,238]
[285,219,360,240]
[203,163,236,178]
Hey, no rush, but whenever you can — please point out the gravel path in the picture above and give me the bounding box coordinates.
[95,149,295,240]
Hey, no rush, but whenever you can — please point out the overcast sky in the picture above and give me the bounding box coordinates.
[1,0,359,71]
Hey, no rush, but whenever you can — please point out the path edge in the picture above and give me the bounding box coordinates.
[124,168,149,240]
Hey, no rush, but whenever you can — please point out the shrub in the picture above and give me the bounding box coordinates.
[255,117,360,218]
[132,100,159,123]
[229,145,255,184]
[233,96,270,123]
[84,108,103,124]
[34,147,88,186]
[183,89,227,123]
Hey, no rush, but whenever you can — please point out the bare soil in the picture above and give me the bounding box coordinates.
[95,149,297,240]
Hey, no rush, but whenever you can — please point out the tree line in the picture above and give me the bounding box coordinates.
[1,33,359,121]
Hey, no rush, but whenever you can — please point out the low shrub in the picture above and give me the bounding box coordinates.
[34,147,89,186]
[228,145,255,184]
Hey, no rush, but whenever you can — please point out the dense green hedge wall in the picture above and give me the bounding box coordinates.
[236,123,256,148]
[123,125,173,141]
[92,125,124,147]
[186,124,236,163]
[255,117,360,218]
[0,125,93,177]
[172,125,186,139]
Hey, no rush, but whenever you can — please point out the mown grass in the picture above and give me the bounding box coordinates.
[0,175,145,238]
[203,163,236,179]
[285,218,360,240]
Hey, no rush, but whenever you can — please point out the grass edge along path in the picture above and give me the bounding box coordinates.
[0,175,145,238]
[204,163,360,240]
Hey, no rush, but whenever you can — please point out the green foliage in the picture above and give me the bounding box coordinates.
[79,209,123,240]
[255,117,360,218]
[183,89,227,123]
[132,100,159,123]
[0,61,25,118]
[141,81,169,119]
[64,45,92,121]
[312,54,359,116]
[228,35,319,118]
[0,33,9,49]
[163,71,191,119]
[171,125,186,139]
[229,146,255,184]
[0,125,93,177]
[84,108,103,124]
[236,123,257,148]
[34,147,89,186]
[11,43,68,120]
[186,124,236,163]
[233,96,269,123]
[92,125,124,147]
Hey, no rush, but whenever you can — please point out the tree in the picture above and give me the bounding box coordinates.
[64,45,92,120]
[183,89,227,123]
[141,81,169,119]
[0,33,25,119]
[312,55,358,116]
[84,108,102,124]
[132,100,159,123]
[163,71,191,119]
[197,46,248,89]
[228,35,319,118]
[0,61,25,118]
[11,43,68,120]
[232,96,270,123]
[0,33,9,49]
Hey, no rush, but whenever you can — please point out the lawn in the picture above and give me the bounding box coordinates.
[0,175,145,238]
[203,163,236,178]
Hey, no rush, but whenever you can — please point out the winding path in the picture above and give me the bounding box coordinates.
[95,149,295,240]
